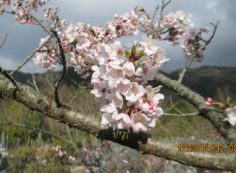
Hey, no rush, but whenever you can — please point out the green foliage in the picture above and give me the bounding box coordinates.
[0,101,40,146]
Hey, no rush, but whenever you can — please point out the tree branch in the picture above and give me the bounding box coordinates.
[50,29,67,107]
[1,73,236,170]
[0,66,18,88]
[0,34,8,49]
[156,0,171,33]
[10,38,51,76]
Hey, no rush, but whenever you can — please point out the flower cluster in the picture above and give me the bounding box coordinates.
[51,145,77,164]
[182,27,209,62]
[159,11,194,44]
[90,39,167,132]
[157,11,210,62]
[33,10,139,76]
[107,10,139,39]
[0,0,49,24]
[34,36,57,70]
[138,12,152,30]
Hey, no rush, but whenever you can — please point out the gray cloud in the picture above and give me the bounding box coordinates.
[0,0,235,73]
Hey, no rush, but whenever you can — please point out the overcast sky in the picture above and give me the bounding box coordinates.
[0,0,236,73]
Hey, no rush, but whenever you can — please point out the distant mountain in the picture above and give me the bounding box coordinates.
[12,67,91,87]
[11,65,236,101]
[169,65,236,101]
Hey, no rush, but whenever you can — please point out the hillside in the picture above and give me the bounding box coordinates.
[169,65,236,101]
[11,65,236,101]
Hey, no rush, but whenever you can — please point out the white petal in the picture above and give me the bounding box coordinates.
[132,123,147,132]
[123,61,135,77]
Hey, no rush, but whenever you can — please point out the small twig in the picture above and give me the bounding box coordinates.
[0,66,18,88]
[45,72,55,91]
[68,88,79,105]
[28,13,52,35]
[32,73,39,92]
[169,96,184,115]
[178,52,196,83]
[162,0,172,10]
[0,34,8,49]
[66,125,79,153]
[164,97,199,117]
[151,5,159,24]
[10,39,50,75]
[135,1,171,39]
[156,0,172,34]
[163,96,180,112]
[164,112,199,116]
[205,21,220,46]
[51,29,67,107]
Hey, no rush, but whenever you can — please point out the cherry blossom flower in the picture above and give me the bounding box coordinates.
[123,61,135,77]
[205,97,215,106]
[125,82,146,103]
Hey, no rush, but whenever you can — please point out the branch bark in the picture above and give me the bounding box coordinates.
[1,73,236,171]
[50,29,67,107]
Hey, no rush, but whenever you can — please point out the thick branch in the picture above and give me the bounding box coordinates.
[1,74,236,170]
[0,66,18,88]
[156,73,236,143]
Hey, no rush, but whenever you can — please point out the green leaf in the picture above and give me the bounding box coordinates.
[125,49,131,58]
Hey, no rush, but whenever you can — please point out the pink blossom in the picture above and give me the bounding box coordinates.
[117,79,132,95]
[34,52,56,70]
[122,61,135,77]
[139,99,157,114]
[139,39,159,56]
[106,65,124,88]
[132,122,147,132]
[125,82,146,103]
[113,113,132,129]
[205,97,215,106]
[106,92,123,108]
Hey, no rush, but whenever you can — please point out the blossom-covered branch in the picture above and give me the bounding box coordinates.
[1,1,235,170]
[1,72,236,170]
